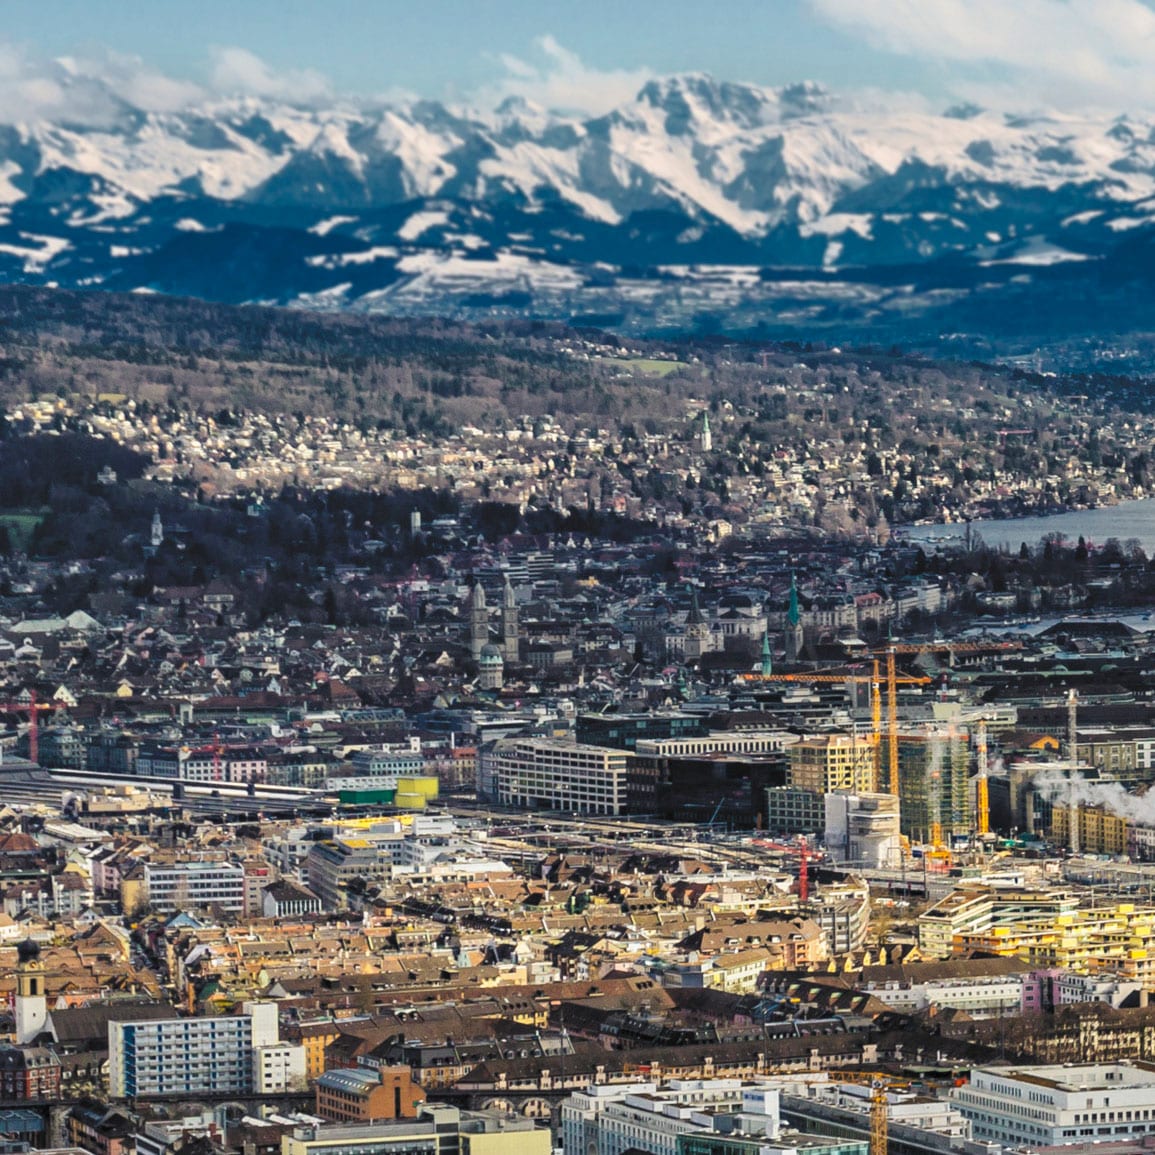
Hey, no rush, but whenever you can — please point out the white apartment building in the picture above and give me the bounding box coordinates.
[1058,971,1144,1007]
[953,1062,1155,1148]
[254,1041,307,1093]
[143,860,246,913]
[482,738,631,815]
[109,1001,304,1098]
[860,966,1024,1018]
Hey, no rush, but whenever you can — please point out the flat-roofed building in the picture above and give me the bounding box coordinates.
[953,1062,1155,1148]
[481,738,631,815]
[788,735,875,796]
[143,860,245,914]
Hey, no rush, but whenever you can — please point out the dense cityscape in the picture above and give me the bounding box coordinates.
[10,3,1155,1154]
[5,326,1155,1155]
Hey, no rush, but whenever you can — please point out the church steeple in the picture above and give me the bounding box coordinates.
[785,572,804,664]
[501,574,519,664]
[684,587,709,661]
[15,938,46,1044]
[469,580,488,662]
[760,628,773,678]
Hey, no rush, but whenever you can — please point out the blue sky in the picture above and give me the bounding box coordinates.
[2,0,1155,115]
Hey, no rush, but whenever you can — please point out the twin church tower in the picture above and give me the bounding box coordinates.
[469,574,519,664]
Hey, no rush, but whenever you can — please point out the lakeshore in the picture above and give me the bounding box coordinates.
[905,498,1155,557]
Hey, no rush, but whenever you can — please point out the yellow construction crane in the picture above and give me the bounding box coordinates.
[741,659,929,793]
[975,718,990,837]
[868,640,1019,797]
[927,758,952,870]
[886,649,900,797]
[876,640,1023,661]
[826,1071,893,1155]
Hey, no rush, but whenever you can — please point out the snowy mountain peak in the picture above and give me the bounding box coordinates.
[3,75,1155,344]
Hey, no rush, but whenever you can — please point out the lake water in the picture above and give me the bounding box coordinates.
[903,498,1155,557]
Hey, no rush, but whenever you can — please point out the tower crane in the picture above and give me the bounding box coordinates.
[796,835,824,903]
[975,719,990,837]
[868,639,1020,798]
[740,661,930,791]
[826,1071,894,1155]
[874,640,1023,662]
[0,692,61,765]
[926,747,951,871]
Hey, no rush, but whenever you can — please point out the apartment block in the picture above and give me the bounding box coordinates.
[143,861,246,914]
[481,738,631,815]
[109,1002,288,1099]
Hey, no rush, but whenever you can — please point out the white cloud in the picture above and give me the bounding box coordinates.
[62,49,205,113]
[208,47,330,104]
[811,0,1155,110]
[0,42,334,125]
[482,35,653,116]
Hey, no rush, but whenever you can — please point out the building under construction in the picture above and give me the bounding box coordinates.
[894,728,971,844]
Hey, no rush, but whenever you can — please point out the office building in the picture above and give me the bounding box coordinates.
[282,1107,548,1155]
[481,737,631,815]
[788,735,875,795]
[953,1062,1155,1148]
[306,837,397,910]
[143,861,245,914]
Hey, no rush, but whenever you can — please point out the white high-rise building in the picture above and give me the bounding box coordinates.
[108,1000,301,1098]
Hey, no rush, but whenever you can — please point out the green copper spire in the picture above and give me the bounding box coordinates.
[787,572,801,627]
[760,629,773,677]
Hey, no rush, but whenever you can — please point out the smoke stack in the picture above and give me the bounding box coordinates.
[1067,689,1080,856]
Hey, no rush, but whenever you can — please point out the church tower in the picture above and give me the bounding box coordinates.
[469,581,488,662]
[150,510,165,550]
[760,628,773,678]
[785,572,804,664]
[15,938,47,1044]
[684,588,709,662]
[501,575,520,664]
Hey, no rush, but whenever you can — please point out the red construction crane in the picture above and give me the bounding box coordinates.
[0,691,62,764]
[797,836,824,904]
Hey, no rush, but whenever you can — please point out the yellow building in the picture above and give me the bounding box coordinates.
[788,735,875,794]
[1051,805,1128,856]
[919,887,1082,960]
[296,1020,341,1081]
[946,897,1155,990]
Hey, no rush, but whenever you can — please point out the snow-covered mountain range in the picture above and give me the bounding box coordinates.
[5,74,1155,347]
